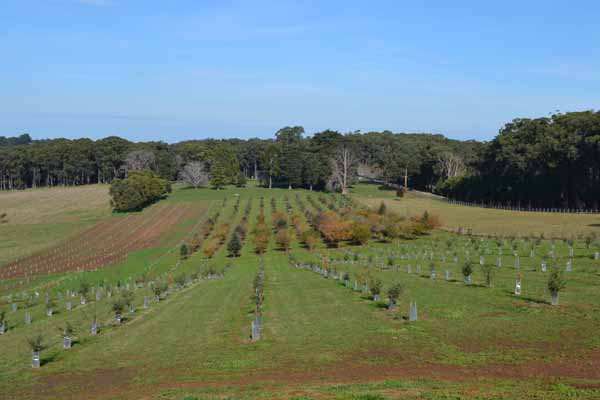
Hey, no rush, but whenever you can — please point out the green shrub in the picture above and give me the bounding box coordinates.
[387,282,404,303]
[461,261,473,278]
[369,278,382,296]
[547,267,566,294]
[227,232,242,257]
[109,170,170,212]
[174,274,187,288]
[27,334,46,352]
[180,244,189,260]
[481,264,494,287]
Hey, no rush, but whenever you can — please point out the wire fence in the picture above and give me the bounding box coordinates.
[444,198,600,215]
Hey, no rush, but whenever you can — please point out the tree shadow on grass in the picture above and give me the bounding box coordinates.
[179,185,208,190]
[41,351,60,366]
[518,296,550,305]
[464,283,487,288]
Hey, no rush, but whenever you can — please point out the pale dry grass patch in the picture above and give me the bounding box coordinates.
[0,185,110,225]
[356,187,600,237]
[0,185,111,265]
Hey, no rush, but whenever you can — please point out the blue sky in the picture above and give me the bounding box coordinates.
[1,0,599,142]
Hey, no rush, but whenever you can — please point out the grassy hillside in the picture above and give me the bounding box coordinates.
[353,184,600,237]
[1,182,599,399]
[0,185,112,265]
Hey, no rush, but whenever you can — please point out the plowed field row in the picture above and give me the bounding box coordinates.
[0,204,201,279]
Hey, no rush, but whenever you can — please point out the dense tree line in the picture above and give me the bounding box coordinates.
[0,136,178,190]
[0,133,31,147]
[436,111,600,209]
[0,129,469,193]
[3,109,597,208]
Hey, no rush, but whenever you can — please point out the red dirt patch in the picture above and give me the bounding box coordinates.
[143,349,600,395]
[17,350,600,399]
[14,367,137,400]
[456,339,568,354]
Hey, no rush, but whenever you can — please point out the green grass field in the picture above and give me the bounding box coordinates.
[1,183,600,399]
[0,185,112,265]
[354,185,600,237]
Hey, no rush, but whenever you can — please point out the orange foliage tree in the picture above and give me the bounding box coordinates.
[316,211,352,247]
[275,229,292,251]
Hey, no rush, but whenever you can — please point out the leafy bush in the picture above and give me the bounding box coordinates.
[153,281,168,299]
[27,334,46,352]
[227,232,242,257]
[377,201,387,215]
[79,280,91,297]
[547,267,566,294]
[203,240,219,258]
[481,264,494,287]
[111,299,126,315]
[275,229,292,251]
[461,261,473,278]
[62,322,75,337]
[387,282,404,303]
[174,273,187,288]
[315,211,352,247]
[235,224,247,239]
[351,222,371,245]
[302,230,319,250]
[214,224,230,244]
[120,290,135,308]
[369,278,382,296]
[272,211,288,230]
[252,218,270,254]
[109,170,170,212]
[180,244,189,260]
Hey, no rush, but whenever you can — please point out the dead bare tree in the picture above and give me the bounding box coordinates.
[437,152,465,179]
[330,141,358,195]
[180,162,209,188]
[125,150,156,174]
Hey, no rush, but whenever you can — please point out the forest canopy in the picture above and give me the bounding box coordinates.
[2,110,598,209]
